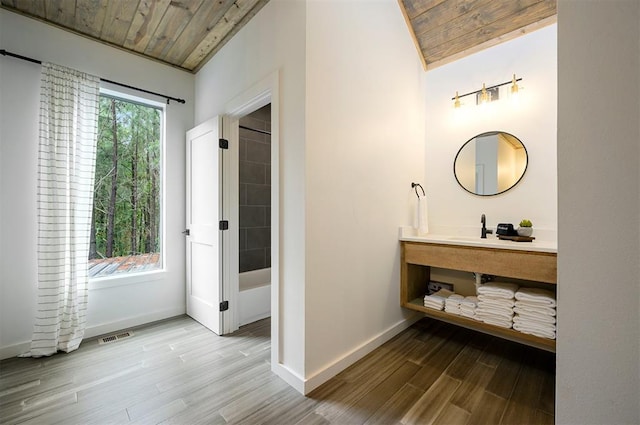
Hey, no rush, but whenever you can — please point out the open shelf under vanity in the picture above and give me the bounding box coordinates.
[400,238,557,353]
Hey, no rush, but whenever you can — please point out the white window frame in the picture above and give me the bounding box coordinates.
[89,87,166,290]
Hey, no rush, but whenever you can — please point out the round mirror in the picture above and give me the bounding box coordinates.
[454,131,528,196]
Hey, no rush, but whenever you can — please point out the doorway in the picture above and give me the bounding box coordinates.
[237,105,272,326]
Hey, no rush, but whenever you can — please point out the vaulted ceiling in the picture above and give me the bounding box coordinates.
[0,0,269,73]
[398,0,557,70]
[1,0,556,74]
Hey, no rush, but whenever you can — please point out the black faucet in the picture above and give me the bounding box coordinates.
[481,214,493,238]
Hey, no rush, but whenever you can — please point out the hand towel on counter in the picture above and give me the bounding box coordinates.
[414,195,429,235]
[515,287,556,307]
[477,282,519,299]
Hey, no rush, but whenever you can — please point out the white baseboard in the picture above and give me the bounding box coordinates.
[84,306,186,339]
[0,341,31,360]
[272,361,306,395]
[0,306,185,360]
[239,284,271,326]
[302,314,421,394]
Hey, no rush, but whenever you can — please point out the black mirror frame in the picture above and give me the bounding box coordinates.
[453,131,529,196]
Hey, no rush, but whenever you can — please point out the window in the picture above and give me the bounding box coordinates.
[88,91,164,279]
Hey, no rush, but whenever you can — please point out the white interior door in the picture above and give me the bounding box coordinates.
[186,116,226,334]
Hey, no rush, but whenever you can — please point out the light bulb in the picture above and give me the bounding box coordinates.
[511,74,521,105]
[480,83,489,104]
[511,74,520,95]
[454,91,461,108]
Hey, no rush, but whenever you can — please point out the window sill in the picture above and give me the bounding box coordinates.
[89,269,165,290]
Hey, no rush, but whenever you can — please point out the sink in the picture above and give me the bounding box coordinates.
[447,236,498,242]
[398,226,557,253]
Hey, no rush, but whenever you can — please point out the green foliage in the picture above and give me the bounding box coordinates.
[519,219,533,227]
[91,96,161,259]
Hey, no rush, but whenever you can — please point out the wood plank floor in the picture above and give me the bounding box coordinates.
[0,316,555,424]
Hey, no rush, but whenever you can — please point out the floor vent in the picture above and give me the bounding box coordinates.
[98,331,134,345]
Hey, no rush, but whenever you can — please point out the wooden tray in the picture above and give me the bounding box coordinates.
[497,234,535,242]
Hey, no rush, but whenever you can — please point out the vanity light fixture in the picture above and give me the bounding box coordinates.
[452,75,523,108]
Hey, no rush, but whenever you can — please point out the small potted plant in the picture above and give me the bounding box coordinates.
[518,219,533,237]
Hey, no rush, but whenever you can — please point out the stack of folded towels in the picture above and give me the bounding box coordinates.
[444,294,465,315]
[475,282,519,328]
[459,296,478,319]
[513,287,557,339]
[423,288,454,311]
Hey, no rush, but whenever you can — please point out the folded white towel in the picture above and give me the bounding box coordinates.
[444,307,461,315]
[514,302,556,317]
[515,287,556,307]
[480,317,513,329]
[476,308,514,321]
[477,302,513,315]
[477,282,519,299]
[424,297,445,309]
[513,309,557,324]
[424,303,444,311]
[460,310,475,317]
[460,296,478,307]
[424,289,450,306]
[477,296,515,308]
[513,322,556,339]
[446,294,465,302]
[514,314,557,326]
[424,296,446,304]
[426,288,454,299]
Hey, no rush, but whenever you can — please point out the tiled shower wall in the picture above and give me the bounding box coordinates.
[239,104,271,273]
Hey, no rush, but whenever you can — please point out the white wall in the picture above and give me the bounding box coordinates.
[195,0,307,384]
[557,1,640,423]
[424,25,557,241]
[195,0,424,392]
[0,10,194,358]
[304,0,425,388]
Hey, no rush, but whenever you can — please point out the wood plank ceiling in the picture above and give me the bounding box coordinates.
[398,0,557,70]
[0,0,269,73]
[2,0,557,73]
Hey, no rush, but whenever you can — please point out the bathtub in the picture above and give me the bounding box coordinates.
[238,268,271,326]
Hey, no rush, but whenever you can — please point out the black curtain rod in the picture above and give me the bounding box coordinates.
[240,125,271,136]
[0,49,186,105]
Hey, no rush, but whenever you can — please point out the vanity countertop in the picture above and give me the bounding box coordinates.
[399,228,557,254]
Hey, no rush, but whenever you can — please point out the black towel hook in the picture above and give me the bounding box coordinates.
[411,182,425,199]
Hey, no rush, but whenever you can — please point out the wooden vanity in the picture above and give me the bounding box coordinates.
[400,237,557,352]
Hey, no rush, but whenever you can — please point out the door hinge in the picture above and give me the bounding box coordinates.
[219,138,229,149]
[182,229,190,236]
[219,220,229,230]
[219,301,229,312]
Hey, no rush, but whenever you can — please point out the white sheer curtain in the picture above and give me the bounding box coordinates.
[25,63,100,357]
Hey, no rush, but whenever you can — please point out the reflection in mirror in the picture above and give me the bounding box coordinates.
[454,131,528,196]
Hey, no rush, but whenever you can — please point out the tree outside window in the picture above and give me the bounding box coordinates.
[89,94,163,277]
